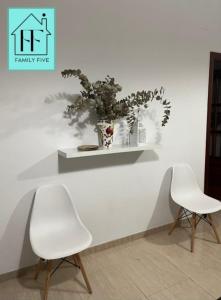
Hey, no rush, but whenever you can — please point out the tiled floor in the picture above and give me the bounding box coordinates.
[1,215,221,300]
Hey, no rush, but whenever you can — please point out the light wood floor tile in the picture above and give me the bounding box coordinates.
[149,279,214,300]
[82,251,149,300]
[147,220,221,298]
[1,214,221,299]
[101,239,188,296]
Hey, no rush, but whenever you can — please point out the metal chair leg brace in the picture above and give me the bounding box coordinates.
[169,207,221,252]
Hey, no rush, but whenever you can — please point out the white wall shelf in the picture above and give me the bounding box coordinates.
[58,144,158,159]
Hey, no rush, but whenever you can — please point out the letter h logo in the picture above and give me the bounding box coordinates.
[11,13,51,55]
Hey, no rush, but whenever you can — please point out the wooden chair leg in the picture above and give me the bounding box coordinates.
[34,258,43,280]
[72,255,79,267]
[74,253,92,294]
[191,213,196,252]
[44,261,52,300]
[208,214,221,244]
[168,207,183,235]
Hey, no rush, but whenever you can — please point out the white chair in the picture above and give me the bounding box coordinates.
[30,184,92,300]
[169,163,221,252]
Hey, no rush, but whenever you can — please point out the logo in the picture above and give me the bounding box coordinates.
[8,8,55,70]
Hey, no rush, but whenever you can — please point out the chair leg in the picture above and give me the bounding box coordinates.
[44,260,52,300]
[34,258,43,280]
[208,214,221,244]
[74,253,92,294]
[72,255,79,267]
[168,207,183,235]
[191,213,196,252]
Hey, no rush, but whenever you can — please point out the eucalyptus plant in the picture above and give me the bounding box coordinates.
[61,69,171,131]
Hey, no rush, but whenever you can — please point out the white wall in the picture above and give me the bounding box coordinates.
[0,0,220,275]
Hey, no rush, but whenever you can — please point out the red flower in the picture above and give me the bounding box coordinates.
[106,126,113,135]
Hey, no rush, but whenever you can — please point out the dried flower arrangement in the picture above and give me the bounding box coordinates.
[61,69,171,132]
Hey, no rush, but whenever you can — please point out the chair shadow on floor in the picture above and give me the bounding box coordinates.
[19,262,89,299]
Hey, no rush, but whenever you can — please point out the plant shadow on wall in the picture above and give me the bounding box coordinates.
[44,68,171,146]
[60,69,172,148]
[45,91,163,145]
[45,92,97,139]
[17,69,171,180]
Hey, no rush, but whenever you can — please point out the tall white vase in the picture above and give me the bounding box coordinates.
[129,110,147,146]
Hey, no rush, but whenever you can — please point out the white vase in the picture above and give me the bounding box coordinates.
[97,121,114,149]
[129,110,147,146]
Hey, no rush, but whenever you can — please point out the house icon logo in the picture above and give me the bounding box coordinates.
[11,13,51,56]
[8,8,55,70]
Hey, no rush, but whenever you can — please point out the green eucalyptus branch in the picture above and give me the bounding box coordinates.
[61,68,171,131]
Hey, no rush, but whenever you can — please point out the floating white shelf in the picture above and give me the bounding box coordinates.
[58,144,158,159]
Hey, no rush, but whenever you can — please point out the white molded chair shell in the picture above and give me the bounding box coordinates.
[171,164,221,214]
[30,184,92,260]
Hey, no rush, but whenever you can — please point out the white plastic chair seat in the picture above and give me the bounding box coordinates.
[174,191,221,214]
[171,163,221,214]
[31,222,92,260]
[30,184,92,261]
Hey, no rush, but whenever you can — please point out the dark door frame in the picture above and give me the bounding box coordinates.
[204,52,221,194]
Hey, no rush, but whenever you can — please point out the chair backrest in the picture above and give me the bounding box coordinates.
[171,164,201,203]
[30,184,82,236]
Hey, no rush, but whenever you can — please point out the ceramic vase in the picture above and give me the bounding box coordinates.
[97,121,114,149]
